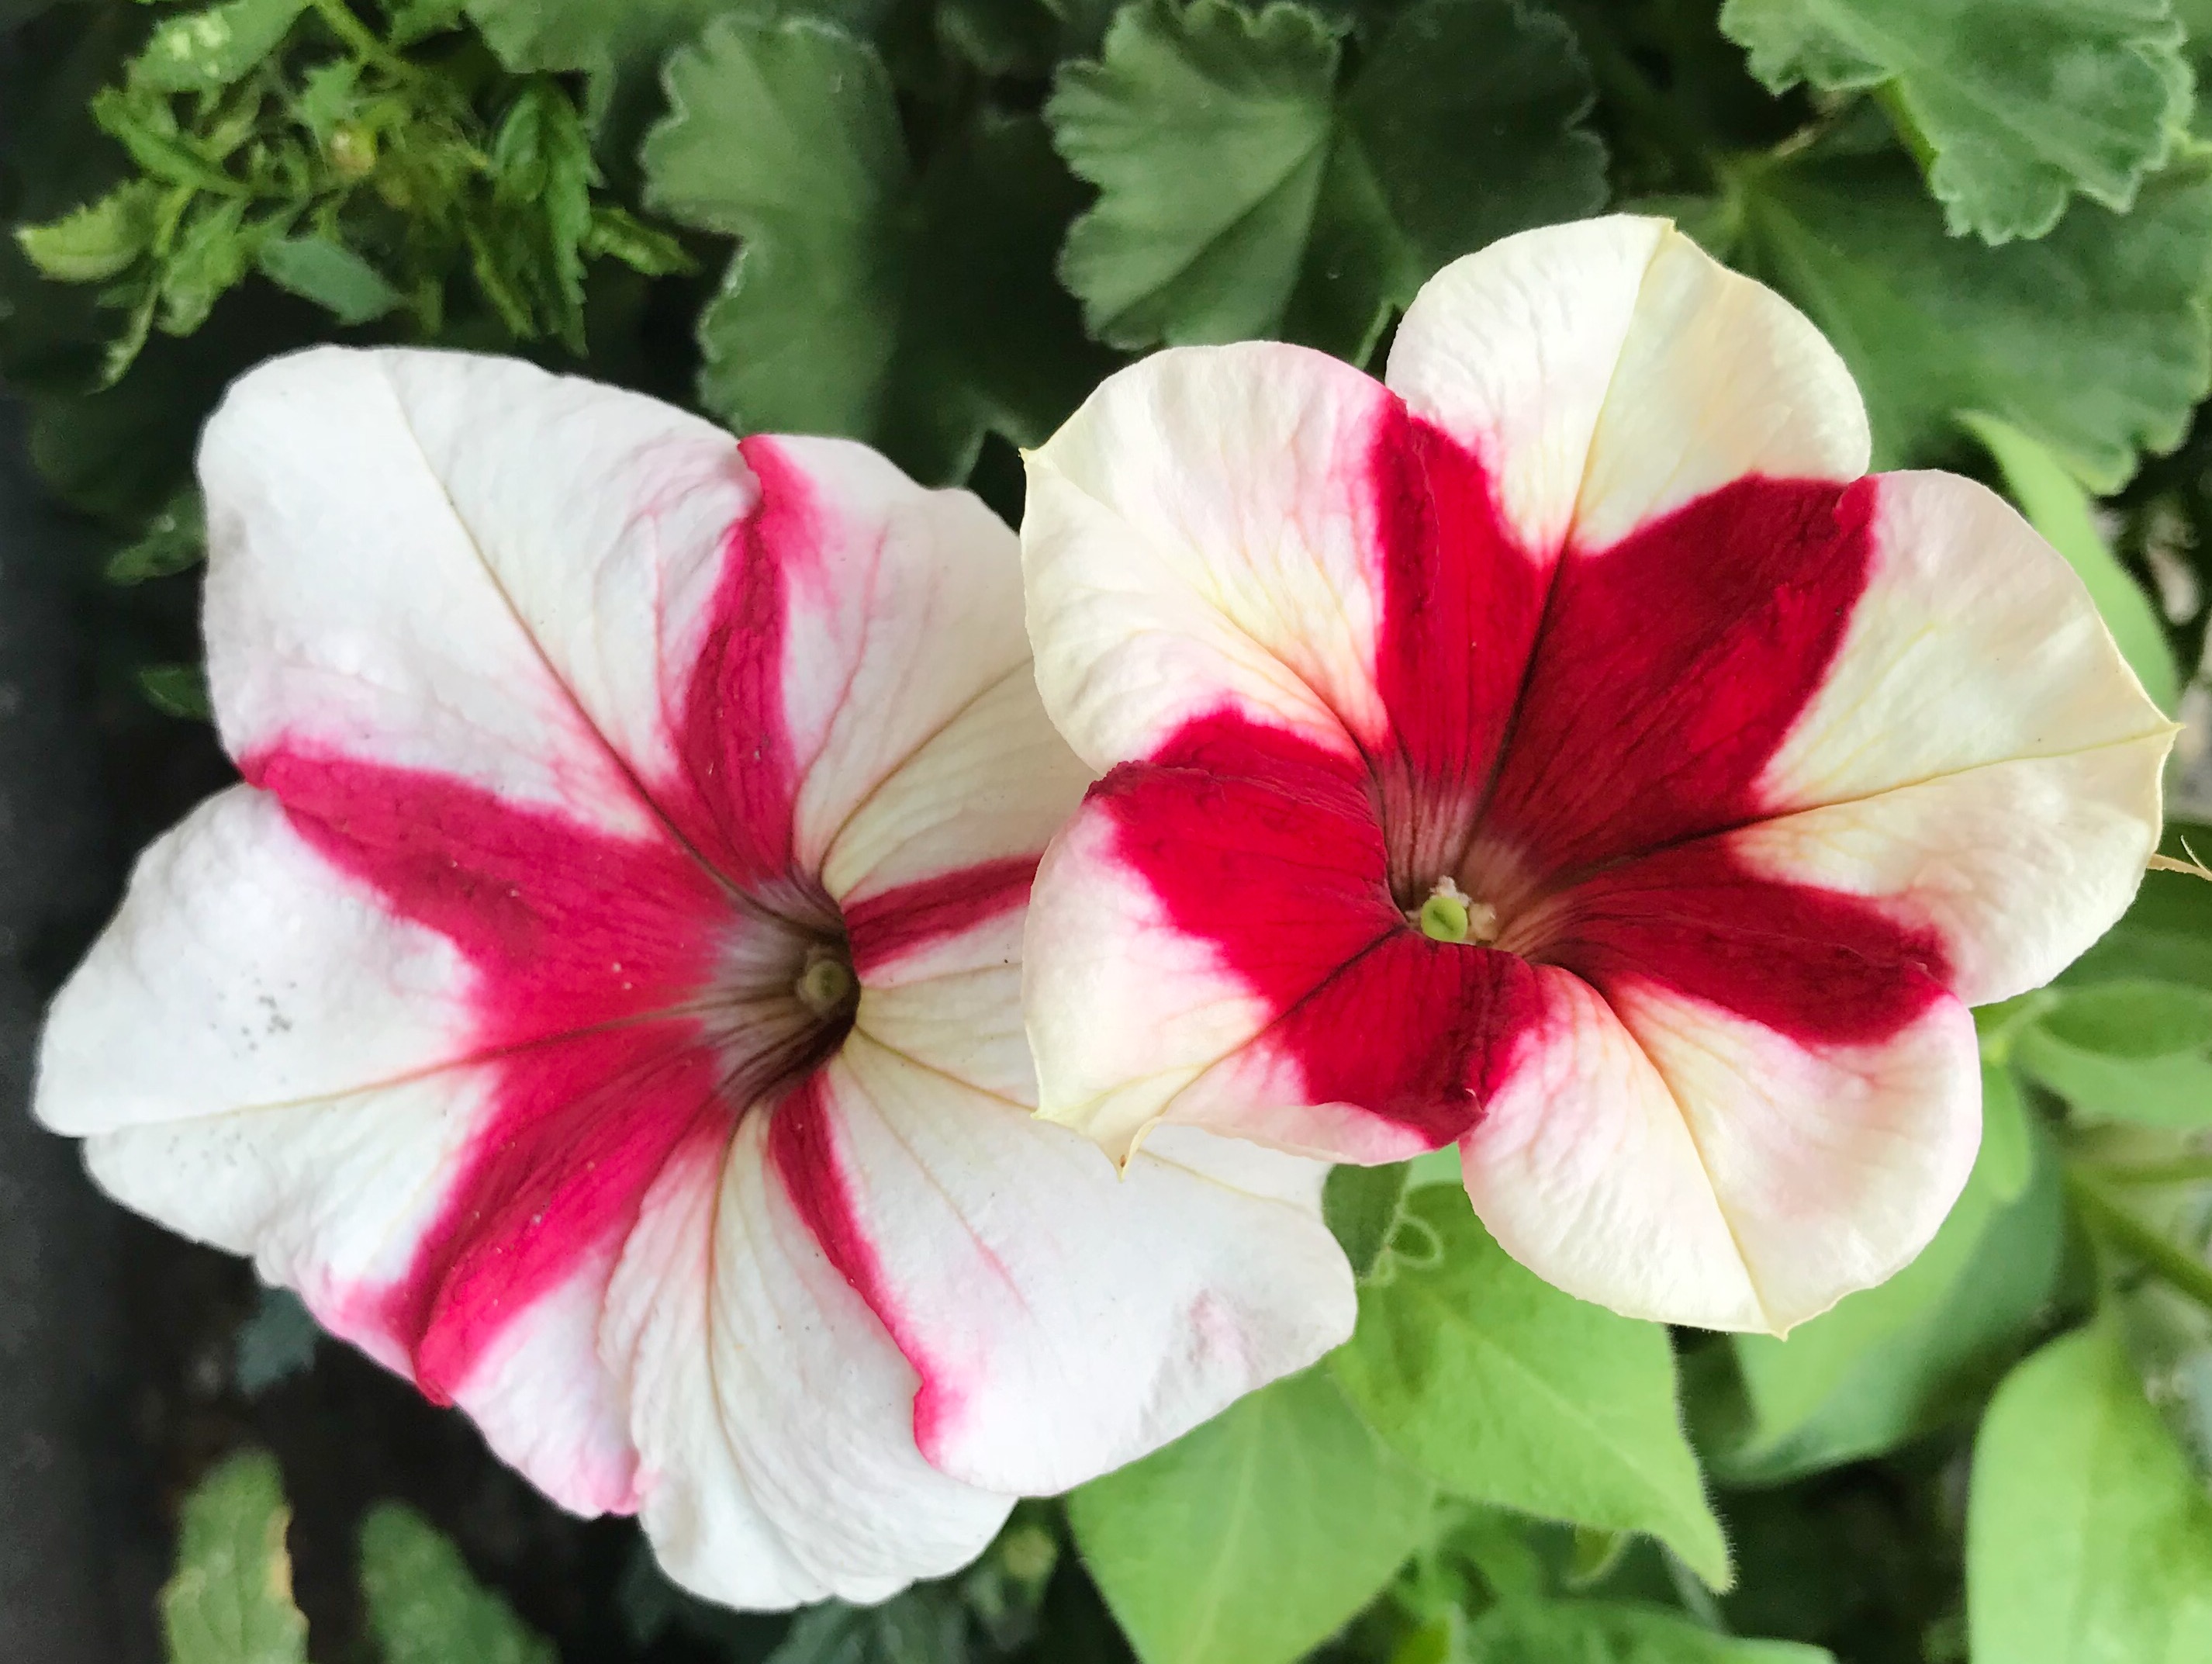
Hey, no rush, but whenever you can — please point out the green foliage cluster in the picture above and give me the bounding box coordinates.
[16,0,2212,1660]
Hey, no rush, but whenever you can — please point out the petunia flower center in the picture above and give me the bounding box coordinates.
[1412,877,1498,946]
[703,891,859,1110]
[793,946,855,1017]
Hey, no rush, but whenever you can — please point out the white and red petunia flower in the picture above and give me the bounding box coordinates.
[1020,215,2175,1336]
[34,348,1352,1606]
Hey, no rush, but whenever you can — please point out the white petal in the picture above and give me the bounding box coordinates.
[607,1116,1011,1608]
[1387,214,1869,556]
[797,1033,1354,1495]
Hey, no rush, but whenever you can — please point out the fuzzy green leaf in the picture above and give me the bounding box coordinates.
[1048,0,1603,358]
[160,1451,309,1664]
[359,1504,556,1664]
[1070,1370,1434,1664]
[1468,1601,1833,1662]
[1969,1324,2212,1663]
[132,0,309,95]
[1733,148,2212,490]
[16,180,164,283]
[1331,1188,1730,1589]
[1322,1161,1410,1282]
[1722,0,2192,244]
[256,234,403,324]
[647,14,1111,482]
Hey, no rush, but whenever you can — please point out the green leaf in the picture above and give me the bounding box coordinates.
[1732,149,2212,491]
[1467,1601,1831,1662]
[2067,832,2212,992]
[1690,1064,2065,1482]
[1047,0,1604,358]
[647,16,1112,483]
[157,195,257,337]
[765,1586,968,1663]
[1330,1188,1730,1590]
[1052,0,1339,348]
[1961,411,2181,710]
[107,487,206,583]
[582,204,696,275]
[160,1450,309,1664]
[256,234,404,324]
[480,79,600,348]
[385,0,468,47]
[1968,1324,2212,1664]
[16,181,164,283]
[132,0,309,95]
[2015,981,2212,1127]
[1324,1161,1411,1281]
[1070,1369,1435,1664]
[465,0,752,164]
[358,1503,556,1664]
[139,661,213,720]
[2040,980,2212,1057]
[1720,0,2192,244]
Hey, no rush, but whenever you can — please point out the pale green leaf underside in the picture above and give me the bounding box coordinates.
[1332,1189,1730,1589]
[1968,1325,2212,1663]
[1722,0,2192,243]
[1070,1370,1434,1664]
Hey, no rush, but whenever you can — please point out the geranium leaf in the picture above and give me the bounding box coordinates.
[1690,1066,2065,1483]
[1733,148,2212,490]
[160,1451,309,1664]
[1968,1324,2212,1663]
[465,0,751,154]
[358,1503,555,1664]
[1069,1369,1434,1664]
[646,13,1110,483]
[1721,0,2191,245]
[1330,1188,1731,1590]
[1048,0,1603,358]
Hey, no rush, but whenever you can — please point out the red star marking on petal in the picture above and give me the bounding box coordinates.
[237,435,1035,1424]
[1091,398,1951,1149]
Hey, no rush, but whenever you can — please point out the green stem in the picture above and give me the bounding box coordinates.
[2069,1171,2212,1313]
[306,0,416,81]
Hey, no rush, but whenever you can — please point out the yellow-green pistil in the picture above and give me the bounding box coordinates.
[795,948,855,1017]
[1415,878,1498,946]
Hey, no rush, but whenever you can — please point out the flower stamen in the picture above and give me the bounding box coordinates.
[1414,877,1497,946]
